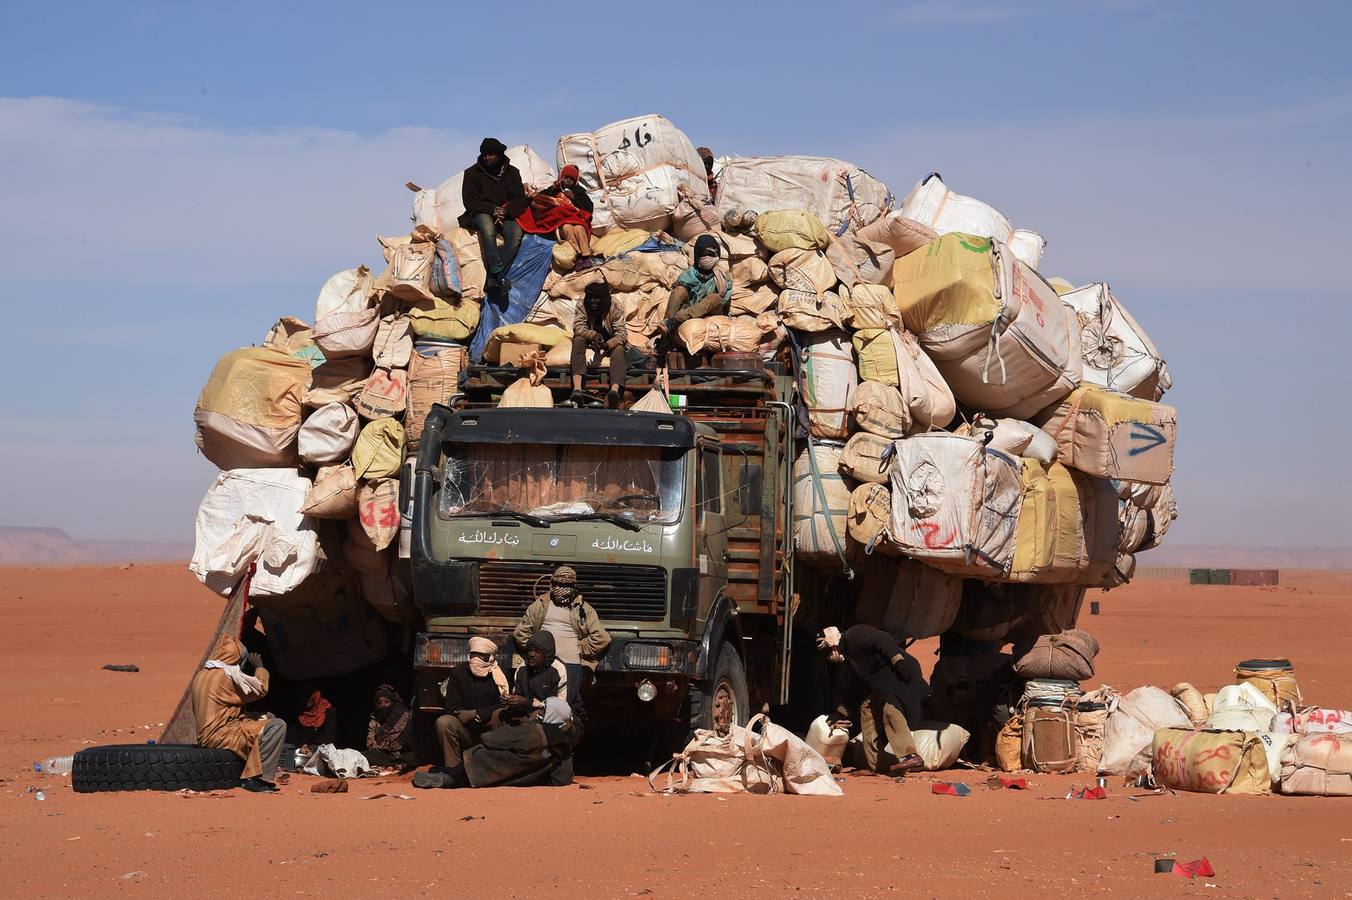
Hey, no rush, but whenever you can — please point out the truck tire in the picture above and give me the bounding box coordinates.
[71,744,244,793]
[690,643,749,734]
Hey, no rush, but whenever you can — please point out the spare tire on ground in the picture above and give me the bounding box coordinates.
[72,744,243,793]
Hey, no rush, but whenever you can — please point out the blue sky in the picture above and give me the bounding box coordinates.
[1,1,1349,546]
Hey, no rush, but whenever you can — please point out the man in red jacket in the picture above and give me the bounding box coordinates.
[458,137,529,290]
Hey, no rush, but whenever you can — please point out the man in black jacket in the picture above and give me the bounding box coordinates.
[821,624,928,774]
[414,636,508,789]
[458,137,529,289]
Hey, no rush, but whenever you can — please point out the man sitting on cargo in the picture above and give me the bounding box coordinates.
[658,234,731,359]
[191,634,286,794]
[571,282,643,409]
[513,565,612,700]
[458,137,530,291]
[696,146,718,203]
[820,624,928,775]
[413,636,510,789]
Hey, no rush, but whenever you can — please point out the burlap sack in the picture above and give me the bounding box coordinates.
[406,346,467,448]
[1279,733,1352,797]
[298,402,358,465]
[1012,630,1100,681]
[1152,728,1271,795]
[372,315,413,368]
[301,465,358,519]
[849,380,911,439]
[352,418,404,480]
[304,356,370,407]
[845,482,891,550]
[357,478,401,552]
[839,431,894,484]
[374,225,439,303]
[996,714,1024,772]
[1074,701,1109,773]
[313,308,379,359]
[355,367,409,420]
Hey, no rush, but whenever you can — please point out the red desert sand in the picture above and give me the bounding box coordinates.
[2,564,1349,898]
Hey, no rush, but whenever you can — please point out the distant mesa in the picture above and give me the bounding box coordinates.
[0,526,192,565]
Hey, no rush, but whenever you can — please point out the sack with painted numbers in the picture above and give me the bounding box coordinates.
[355,367,409,420]
[1152,728,1271,795]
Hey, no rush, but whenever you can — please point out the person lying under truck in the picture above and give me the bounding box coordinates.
[365,684,415,771]
[570,281,647,409]
[458,137,529,291]
[820,624,930,775]
[413,636,510,790]
[657,233,732,359]
[191,634,286,793]
[513,565,612,699]
[518,163,597,268]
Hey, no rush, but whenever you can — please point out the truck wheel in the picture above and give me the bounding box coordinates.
[691,643,749,733]
[71,744,244,793]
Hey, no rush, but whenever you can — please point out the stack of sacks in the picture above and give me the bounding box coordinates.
[557,114,710,233]
[899,173,1046,269]
[714,155,893,236]
[191,250,465,631]
[410,144,557,237]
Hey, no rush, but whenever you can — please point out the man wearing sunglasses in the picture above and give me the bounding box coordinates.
[415,636,511,789]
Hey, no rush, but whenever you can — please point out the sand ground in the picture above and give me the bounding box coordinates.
[2,565,1349,898]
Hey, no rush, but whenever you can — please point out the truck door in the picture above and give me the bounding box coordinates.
[697,443,728,611]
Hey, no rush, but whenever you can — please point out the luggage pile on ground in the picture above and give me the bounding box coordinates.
[992,654,1351,798]
[187,111,1180,686]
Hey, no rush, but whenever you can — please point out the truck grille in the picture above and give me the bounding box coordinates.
[477,561,668,622]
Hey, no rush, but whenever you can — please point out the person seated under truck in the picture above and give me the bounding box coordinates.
[820,624,930,775]
[415,697,581,789]
[570,282,647,409]
[413,636,510,789]
[518,164,597,270]
[657,233,732,362]
[191,634,286,793]
[513,565,612,699]
[365,684,415,771]
[458,137,529,291]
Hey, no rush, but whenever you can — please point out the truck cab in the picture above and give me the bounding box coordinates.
[408,363,800,739]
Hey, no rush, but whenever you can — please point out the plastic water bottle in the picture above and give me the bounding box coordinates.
[34,756,73,775]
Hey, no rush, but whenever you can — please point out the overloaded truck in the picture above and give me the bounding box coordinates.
[407,359,832,740]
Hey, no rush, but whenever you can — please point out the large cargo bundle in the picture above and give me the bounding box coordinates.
[557,114,708,233]
[887,432,1022,577]
[891,233,1082,419]
[194,348,312,469]
[899,173,1045,269]
[1035,385,1177,485]
[715,156,892,235]
[1060,282,1171,401]
[792,440,854,568]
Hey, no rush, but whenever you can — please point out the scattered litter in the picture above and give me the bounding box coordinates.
[102,664,140,673]
[576,783,595,790]
[1068,786,1108,800]
[986,775,1027,790]
[361,793,414,800]
[931,782,971,797]
[120,872,147,880]
[34,791,46,801]
[67,836,80,841]
[1155,858,1215,879]
[460,815,483,821]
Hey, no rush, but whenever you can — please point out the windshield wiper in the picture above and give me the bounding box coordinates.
[458,510,551,528]
[551,512,643,532]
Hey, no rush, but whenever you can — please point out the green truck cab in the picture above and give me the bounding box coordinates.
[408,364,803,736]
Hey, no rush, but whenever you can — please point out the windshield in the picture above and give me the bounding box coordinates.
[439,442,687,526]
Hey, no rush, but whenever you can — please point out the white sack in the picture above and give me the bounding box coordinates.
[900,172,1044,268]
[190,469,325,598]
[715,155,892,235]
[297,402,359,465]
[1098,686,1191,777]
[1059,282,1172,400]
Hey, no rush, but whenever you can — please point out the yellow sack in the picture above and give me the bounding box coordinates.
[351,418,405,480]
[552,241,578,271]
[1045,462,1085,576]
[194,347,312,469]
[846,482,892,549]
[1007,458,1057,582]
[853,328,899,386]
[844,283,900,330]
[406,296,482,341]
[754,209,830,253]
[1036,385,1178,485]
[483,323,572,364]
[592,228,651,258]
[1152,728,1271,795]
[996,715,1024,772]
[891,232,1002,341]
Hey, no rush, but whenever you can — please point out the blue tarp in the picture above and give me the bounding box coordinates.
[469,234,555,362]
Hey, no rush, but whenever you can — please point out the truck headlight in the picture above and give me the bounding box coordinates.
[636,680,657,702]
[623,643,673,670]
